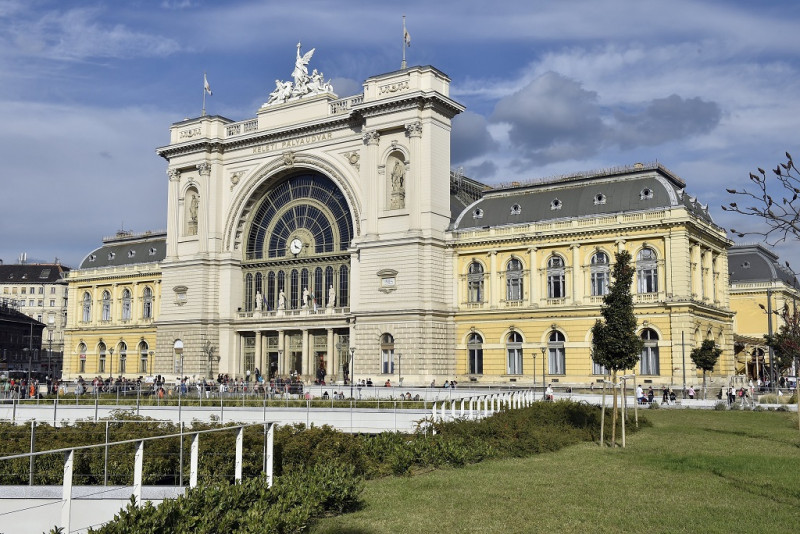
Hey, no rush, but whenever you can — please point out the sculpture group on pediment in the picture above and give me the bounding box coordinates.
[265,42,335,106]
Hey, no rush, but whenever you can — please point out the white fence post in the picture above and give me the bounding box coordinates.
[190,433,199,489]
[61,450,74,534]
[266,423,274,488]
[235,427,243,484]
[133,440,144,506]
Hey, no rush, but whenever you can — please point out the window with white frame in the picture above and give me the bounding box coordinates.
[119,342,127,374]
[101,291,111,321]
[82,292,91,322]
[79,342,87,374]
[467,261,484,303]
[142,287,153,319]
[506,258,523,301]
[640,329,660,375]
[637,248,658,293]
[121,289,131,321]
[590,251,610,296]
[98,342,106,373]
[548,331,566,375]
[506,331,523,375]
[381,333,394,374]
[139,341,149,374]
[547,256,566,299]
[468,333,483,374]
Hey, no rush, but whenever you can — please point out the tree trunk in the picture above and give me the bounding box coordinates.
[611,370,618,447]
[703,370,707,400]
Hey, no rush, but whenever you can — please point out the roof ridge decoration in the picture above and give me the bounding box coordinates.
[495,161,686,190]
[264,42,335,106]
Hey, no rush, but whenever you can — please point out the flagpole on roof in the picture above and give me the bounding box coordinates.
[202,72,212,116]
[402,15,409,70]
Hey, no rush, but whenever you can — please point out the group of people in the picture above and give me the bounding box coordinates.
[635,384,679,405]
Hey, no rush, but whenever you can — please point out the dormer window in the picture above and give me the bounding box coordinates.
[108,252,115,260]
[593,193,606,205]
[149,247,157,256]
[88,254,96,262]
[640,188,653,200]
[473,208,484,219]
[742,261,751,269]
[127,250,136,258]
[550,198,562,210]
[510,204,521,215]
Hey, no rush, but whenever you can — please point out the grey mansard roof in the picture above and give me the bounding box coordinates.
[728,244,800,288]
[450,162,714,231]
[79,231,167,269]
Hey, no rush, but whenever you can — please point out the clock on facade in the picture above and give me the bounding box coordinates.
[289,238,303,255]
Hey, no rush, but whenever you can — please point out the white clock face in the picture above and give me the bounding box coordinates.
[289,238,303,255]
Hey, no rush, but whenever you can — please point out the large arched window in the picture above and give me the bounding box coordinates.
[78,342,87,374]
[549,331,566,375]
[637,248,659,293]
[506,331,523,375]
[98,342,107,374]
[139,341,149,374]
[506,258,523,301]
[467,261,484,303]
[381,334,395,374]
[142,287,153,319]
[468,333,484,374]
[101,291,111,321]
[640,328,660,375]
[118,342,127,374]
[121,289,131,321]
[82,292,92,322]
[547,256,566,299]
[590,252,610,297]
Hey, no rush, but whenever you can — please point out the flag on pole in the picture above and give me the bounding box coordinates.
[204,73,212,96]
[404,27,411,47]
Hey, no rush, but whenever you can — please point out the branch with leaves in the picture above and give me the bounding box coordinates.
[723,152,800,244]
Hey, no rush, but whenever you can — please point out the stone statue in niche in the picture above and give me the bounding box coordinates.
[187,191,199,236]
[389,159,406,209]
[302,287,310,308]
[278,290,286,310]
[255,291,262,311]
[327,285,335,308]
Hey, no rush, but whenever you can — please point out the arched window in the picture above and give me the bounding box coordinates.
[118,342,127,374]
[139,341,149,374]
[255,272,263,303]
[467,262,484,303]
[121,289,131,321]
[244,274,254,311]
[468,333,483,374]
[640,329,660,375]
[101,290,111,321]
[590,252,610,297]
[637,248,658,294]
[290,270,299,309]
[325,266,335,302]
[78,342,87,374]
[506,331,523,375]
[82,292,92,322]
[506,258,523,301]
[98,342,107,374]
[381,333,395,374]
[339,266,349,307]
[300,268,309,305]
[549,331,566,375]
[267,272,276,311]
[547,256,566,299]
[314,268,323,307]
[142,287,153,319]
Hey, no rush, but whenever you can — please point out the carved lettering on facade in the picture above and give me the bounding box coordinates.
[251,132,333,154]
[379,80,410,95]
[179,127,202,139]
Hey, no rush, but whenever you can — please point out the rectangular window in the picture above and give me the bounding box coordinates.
[99,358,106,373]
[50,287,56,294]
[591,272,609,296]
[592,360,608,375]
[141,357,149,374]
[549,347,565,375]
[80,360,86,373]
[37,300,43,307]
[381,349,394,374]
[469,347,483,374]
[638,269,658,293]
[506,348,522,374]
[548,274,565,299]
[21,288,26,295]
[49,300,55,307]
[641,347,660,375]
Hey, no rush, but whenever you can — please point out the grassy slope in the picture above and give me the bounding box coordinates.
[313,410,800,534]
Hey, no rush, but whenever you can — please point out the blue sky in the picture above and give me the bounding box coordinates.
[2,0,799,269]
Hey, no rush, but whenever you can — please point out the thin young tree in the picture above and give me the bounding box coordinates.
[764,303,800,428]
[690,339,722,400]
[591,250,644,446]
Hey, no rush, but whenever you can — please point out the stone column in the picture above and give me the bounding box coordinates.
[327,329,335,382]
[363,130,381,236]
[302,329,310,379]
[571,244,581,305]
[406,121,423,230]
[167,169,181,258]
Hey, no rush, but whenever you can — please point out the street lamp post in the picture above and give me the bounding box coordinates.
[349,347,355,399]
[149,351,154,377]
[540,346,546,401]
[108,348,114,382]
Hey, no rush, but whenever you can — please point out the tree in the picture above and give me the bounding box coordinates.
[723,152,800,245]
[764,303,800,429]
[592,250,644,446]
[690,339,722,400]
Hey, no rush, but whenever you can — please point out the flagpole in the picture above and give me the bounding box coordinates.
[402,16,407,70]
[202,72,207,116]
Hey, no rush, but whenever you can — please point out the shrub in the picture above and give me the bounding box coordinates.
[714,402,727,411]
[649,401,660,409]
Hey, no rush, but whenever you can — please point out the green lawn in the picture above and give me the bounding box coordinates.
[312,410,800,533]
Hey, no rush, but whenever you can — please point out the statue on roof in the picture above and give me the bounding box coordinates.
[263,42,335,106]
